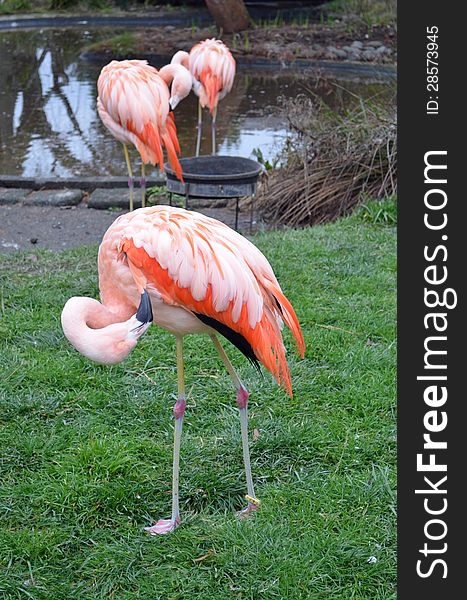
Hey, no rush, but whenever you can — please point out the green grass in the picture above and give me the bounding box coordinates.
[0,205,396,599]
[0,0,33,15]
[323,0,396,27]
[0,0,110,14]
[357,195,397,226]
[0,0,186,15]
[86,31,137,56]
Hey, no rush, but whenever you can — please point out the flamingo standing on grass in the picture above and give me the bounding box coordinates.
[97,59,192,211]
[172,39,236,156]
[61,206,305,534]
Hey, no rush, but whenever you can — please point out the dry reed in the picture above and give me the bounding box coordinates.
[256,91,397,228]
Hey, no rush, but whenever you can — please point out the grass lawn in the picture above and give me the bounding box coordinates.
[0,202,396,599]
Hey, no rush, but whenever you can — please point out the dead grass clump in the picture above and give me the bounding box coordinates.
[256,93,396,228]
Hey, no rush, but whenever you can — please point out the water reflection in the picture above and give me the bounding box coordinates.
[0,28,393,177]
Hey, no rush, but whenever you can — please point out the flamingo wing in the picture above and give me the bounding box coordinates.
[189,39,236,112]
[117,207,305,395]
[97,60,183,180]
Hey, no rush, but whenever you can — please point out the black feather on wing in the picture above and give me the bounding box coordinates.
[193,312,261,371]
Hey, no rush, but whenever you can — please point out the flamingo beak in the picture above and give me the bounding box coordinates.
[169,96,180,111]
[131,290,153,337]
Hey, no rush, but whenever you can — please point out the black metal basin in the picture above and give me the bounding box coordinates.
[165,156,263,199]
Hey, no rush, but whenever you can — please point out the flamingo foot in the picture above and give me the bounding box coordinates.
[236,501,259,520]
[144,516,180,535]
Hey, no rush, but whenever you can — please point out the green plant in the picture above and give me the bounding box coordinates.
[145,185,170,206]
[49,0,106,8]
[292,14,309,27]
[252,147,278,171]
[358,195,397,225]
[243,30,249,52]
[0,0,32,14]
[146,185,167,197]
[322,0,396,28]
[86,31,137,56]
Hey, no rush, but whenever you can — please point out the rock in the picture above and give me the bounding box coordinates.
[362,50,376,61]
[24,189,82,207]
[366,40,383,48]
[375,45,391,55]
[334,48,348,59]
[347,50,362,61]
[88,188,136,209]
[325,46,347,59]
[0,188,30,205]
[351,40,364,49]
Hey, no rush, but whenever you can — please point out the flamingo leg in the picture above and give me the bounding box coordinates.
[210,334,260,518]
[195,100,202,157]
[145,336,185,535]
[140,162,146,208]
[211,105,217,155]
[122,143,134,212]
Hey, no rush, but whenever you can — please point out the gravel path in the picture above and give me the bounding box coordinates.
[0,203,256,253]
[0,204,120,252]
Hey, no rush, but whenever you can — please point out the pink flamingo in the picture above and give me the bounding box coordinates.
[172,39,236,156]
[97,59,192,211]
[61,206,305,534]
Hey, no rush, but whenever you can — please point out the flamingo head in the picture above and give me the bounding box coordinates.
[61,291,153,365]
[159,63,193,111]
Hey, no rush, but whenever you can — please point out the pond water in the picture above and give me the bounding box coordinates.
[0,28,394,178]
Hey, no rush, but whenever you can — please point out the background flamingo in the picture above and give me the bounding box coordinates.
[61,205,305,534]
[97,60,191,211]
[172,39,236,156]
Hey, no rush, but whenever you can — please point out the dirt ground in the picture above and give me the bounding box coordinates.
[0,203,257,253]
[86,20,396,65]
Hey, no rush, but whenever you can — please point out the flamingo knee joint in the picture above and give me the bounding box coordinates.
[236,386,249,410]
[173,397,186,420]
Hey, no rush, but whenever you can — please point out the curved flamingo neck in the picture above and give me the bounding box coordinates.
[61,296,147,365]
[64,297,123,330]
[170,50,189,69]
[158,64,177,85]
[158,63,189,86]
[158,64,192,111]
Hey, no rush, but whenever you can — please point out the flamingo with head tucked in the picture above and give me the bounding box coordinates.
[61,205,305,534]
[97,59,192,211]
[172,38,236,156]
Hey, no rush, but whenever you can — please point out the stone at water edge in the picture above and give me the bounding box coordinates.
[24,189,82,207]
[0,188,31,205]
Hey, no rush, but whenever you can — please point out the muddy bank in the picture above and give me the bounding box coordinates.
[83,21,396,66]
